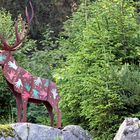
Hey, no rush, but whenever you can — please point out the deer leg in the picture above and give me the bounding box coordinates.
[44,102,54,127]
[21,99,28,122]
[54,106,61,128]
[15,95,22,122]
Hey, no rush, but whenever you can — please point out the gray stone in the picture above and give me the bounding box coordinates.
[0,123,92,140]
[114,118,140,140]
[63,125,92,140]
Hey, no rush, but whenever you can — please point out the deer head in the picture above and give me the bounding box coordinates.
[0,1,34,65]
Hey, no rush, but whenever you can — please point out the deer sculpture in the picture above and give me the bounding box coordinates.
[0,2,61,128]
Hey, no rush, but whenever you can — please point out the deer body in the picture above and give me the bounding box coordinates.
[0,2,61,128]
[3,53,60,105]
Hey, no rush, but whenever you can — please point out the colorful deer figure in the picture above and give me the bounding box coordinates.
[0,2,61,128]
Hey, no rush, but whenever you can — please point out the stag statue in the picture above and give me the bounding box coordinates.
[0,2,61,128]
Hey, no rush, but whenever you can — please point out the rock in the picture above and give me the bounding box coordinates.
[0,123,92,140]
[114,118,140,140]
[63,125,92,140]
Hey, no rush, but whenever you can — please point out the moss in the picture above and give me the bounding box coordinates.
[0,124,14,138]
[55,134,61,140]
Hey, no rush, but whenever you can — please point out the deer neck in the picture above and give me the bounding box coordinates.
[3,53,17,67]
[2,54,19,84]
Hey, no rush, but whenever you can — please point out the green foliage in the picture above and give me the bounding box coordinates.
[55,135,61,140]
[49,0,140,139]
[27,103,49,125]
[117,64,140,115]
[0,10,13,38]
[0,125,14,138]
[0,9,16,120]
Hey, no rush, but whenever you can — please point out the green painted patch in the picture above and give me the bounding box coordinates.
[0,55,6,61]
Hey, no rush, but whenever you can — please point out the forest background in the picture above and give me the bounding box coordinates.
[1,0,140,139]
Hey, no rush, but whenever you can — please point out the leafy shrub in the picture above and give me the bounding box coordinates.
[117,64,140,116]
[0,9,16,120]
[50,0,140,139]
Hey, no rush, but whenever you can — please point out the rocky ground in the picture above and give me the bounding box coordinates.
[0,123,92,140]
[114,118,140,140]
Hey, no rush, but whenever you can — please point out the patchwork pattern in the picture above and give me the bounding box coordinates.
[3,55,60,106]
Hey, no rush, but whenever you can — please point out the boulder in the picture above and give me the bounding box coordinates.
[114,118,140,140]
[0,123,92,140]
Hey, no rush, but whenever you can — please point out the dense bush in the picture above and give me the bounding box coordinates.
[117,64,140,117]
[0,10,16,121]
[49,0,140,139]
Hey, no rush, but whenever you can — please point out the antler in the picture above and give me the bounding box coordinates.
[0,1,34,51]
